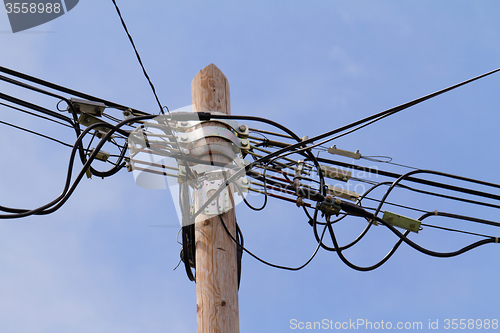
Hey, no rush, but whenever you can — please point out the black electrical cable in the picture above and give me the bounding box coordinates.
[0,66,149,115]
[374,214,497,257]
[190,154,325,230]
[0,101,73,128]
[310,179,413,254]
[218,213,326,271]
[0,75,89,166]
[180,182,196,282]
[234,181,267,211]
[0,90,74,126]
[397,183,500,210]
[316,181,391,250]
[363,196,428,214]
[418,211,500,230]
[111,0,165,115]
[420,223,494,238]
[373,169,500,223]
[4,63,499,272]
[338,200,499,257]
[337,180,500,249]
[316,156,500,201]
[326,217,410,272]
[0,120,73,148]
[244,67,500,171]
[207,113,326,195]
[0,114,157,218]
[192,104,500,236]
[235,221,244,288]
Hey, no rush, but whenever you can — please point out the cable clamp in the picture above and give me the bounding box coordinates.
[327,145,361,160]
[434,209,438,216]
[382,211,421,233]
[495,237,499,244]
[317,196,341,217]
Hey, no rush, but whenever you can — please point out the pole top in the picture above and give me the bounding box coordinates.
[192,63,230,115]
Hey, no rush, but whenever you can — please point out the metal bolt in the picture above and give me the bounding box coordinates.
[180,121,188,126]
[387,216,393,222]
[211,201,216,205]
[182,148,190,155]
[326,195,333,201]
[242,178,249,185]
[181,133,188,141]
[241,139,248,146]
[335,198,341,205]
[239,125,247,132]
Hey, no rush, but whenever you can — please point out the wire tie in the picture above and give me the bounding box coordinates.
[434,209,438,216]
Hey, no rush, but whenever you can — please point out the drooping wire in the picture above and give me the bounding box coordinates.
[218,213,327,271]
[0,114,157,218]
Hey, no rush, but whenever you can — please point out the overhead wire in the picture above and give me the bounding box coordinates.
[0,119,73,148]
[111,0,165,115]
[1,101,73,128]
[1,50,500,275]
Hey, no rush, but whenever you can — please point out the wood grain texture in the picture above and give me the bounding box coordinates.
[192,64,239,333]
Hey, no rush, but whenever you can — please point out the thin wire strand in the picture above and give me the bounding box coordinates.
[111,0,165,115]
[1,101,73,128]
[0,120,73,148]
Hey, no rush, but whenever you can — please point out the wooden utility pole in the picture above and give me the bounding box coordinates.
[191,64,239,333]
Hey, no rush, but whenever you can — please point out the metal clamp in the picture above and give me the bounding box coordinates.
[177,125,249,150]
[176,113,249,138]
[317,196,341,217]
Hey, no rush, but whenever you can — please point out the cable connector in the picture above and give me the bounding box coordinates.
[382,211,421,233]
[321,165,351,182]
[326,185,359,201]
[317,195,341,218]
[90,149,110,162]
[70,98,106,116]
[328,145,361,159]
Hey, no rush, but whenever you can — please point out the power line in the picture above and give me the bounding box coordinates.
[1,101,73,128]
[111,0,165,115]
[0,61,499,275]
[0,119,73,148]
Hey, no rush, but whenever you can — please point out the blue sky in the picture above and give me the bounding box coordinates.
[1,1,500,332]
